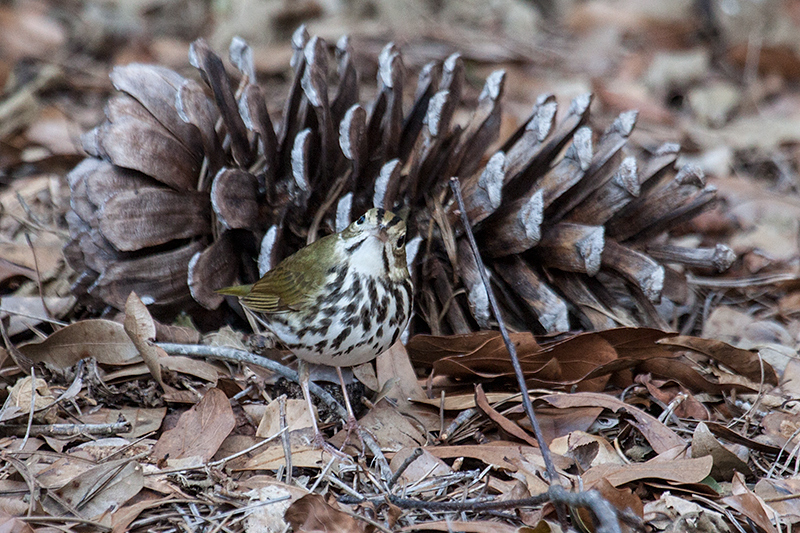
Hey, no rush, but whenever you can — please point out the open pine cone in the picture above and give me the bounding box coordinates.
[65,27,734,333]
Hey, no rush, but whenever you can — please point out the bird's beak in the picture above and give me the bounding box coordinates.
[376,225,390,243]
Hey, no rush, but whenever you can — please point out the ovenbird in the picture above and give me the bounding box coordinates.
[217,208,412,438]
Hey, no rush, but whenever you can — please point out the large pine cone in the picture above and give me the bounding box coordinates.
[65,27,734,333]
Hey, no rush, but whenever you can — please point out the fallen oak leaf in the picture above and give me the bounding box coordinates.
[638,357,759,394]
[539,392,684,453]
[408,328,677,391]
[284,493,372,533]
[581,455,713,488]
[124,291,166,388]
[475,383,539,447]
[151,388,235,466]
[18,319,141,368]
[691,422,752,481]
[657,335,778,385]
[722,472,778,533]
[398,520,521,533]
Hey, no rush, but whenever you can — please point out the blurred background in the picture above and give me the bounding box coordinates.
[5,0,800,343]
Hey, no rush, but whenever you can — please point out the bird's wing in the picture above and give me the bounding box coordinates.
[216,284,254,297]
[242,265,314,313]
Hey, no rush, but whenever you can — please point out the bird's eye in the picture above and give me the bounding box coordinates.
[396,235,405,248]
[356,214,366,225]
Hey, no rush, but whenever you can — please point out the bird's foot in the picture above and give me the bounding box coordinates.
[340,416,379,459]
[311,431,353,461]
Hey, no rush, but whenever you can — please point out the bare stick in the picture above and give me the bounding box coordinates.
[157,341,393,479]
[387,447,423,489]
[20,368,36,450]
[278,395,292,484]
[451,177,571,530]
[1,420,132,438]
[449,178,560,482]
[339,484,633,533]
[156,342,346,420]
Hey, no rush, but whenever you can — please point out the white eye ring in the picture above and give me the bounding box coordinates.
[356,214,366,225]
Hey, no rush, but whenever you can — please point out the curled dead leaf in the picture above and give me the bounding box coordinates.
[124,291,165,387]
[151,388,235,466]
[18,319,141,368]
[284,493,371,533]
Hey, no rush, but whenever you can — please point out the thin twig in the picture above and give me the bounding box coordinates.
[341,485,630,533]
[25,233,54,323]
[1,420,131,438]
[156,343,346,420]
[450,177,625,533]
[448,179,561,482]
[388,447,423,489]
[20,368,36,450]
[359,427,393,483]
[278,395,292,484]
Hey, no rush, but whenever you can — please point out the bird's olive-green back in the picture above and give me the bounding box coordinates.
[237,232,341,313]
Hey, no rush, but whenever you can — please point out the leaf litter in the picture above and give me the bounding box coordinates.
[5,1,800,532]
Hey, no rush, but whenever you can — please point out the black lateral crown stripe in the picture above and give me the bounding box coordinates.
[384,215,402,229]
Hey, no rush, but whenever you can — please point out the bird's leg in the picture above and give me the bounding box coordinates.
[336,366,358,423]
[298,360,330,450]
[336,366,370,454]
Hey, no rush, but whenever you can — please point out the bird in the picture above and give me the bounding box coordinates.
[217,207,413,447]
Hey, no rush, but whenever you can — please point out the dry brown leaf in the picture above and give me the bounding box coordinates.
[582,455,713,487]
[154,320,201,344]
[331,401,425,452]
[0,234,63,277]
[389,447,452,485]
[550,431,625,471]
[413,390,514,409]
[18,319,141,368]
[255,398,313,437]
[574,478,643,532]
[475,383,539,446]
[352,361,378,391]
[759,412,800,448]
[408,328,675,390]
[375,340,438,431]
[424,443,573,473]
[160,355,222,384]
[0,510,34,533]
[78,407,167,439]
[755,477,800,526]
[643,492,728,532]
[636,374,710,420]
[284,493,370,533]
[151,388,235,465]
[722,472,778,533]
[376,340,427,403]
[41,459,143,520]
[690,422,752,481]
[781,358,800,396]
[398,521,522,532]
[703,421,781,455]
[244,484,299,533]
[408,330,540,365]
[239,431,337,470]
[540,393,684,453]
[124,292,165,387]
[0,296,76,336]
[514,404,605,444]
[6,376,54,417]
[110,499,166,533]
[658,335,778,386]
